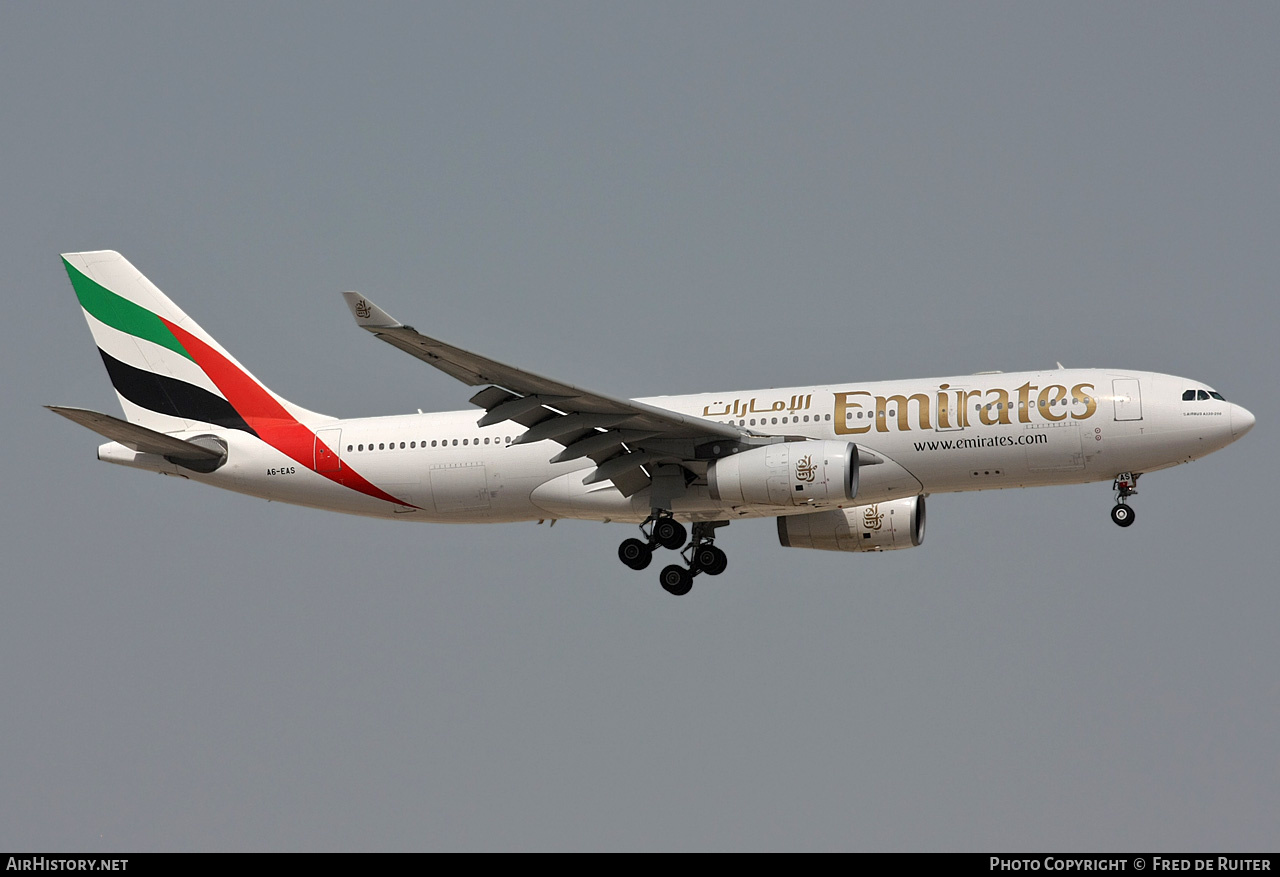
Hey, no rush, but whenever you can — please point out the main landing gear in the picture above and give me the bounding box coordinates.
[618,514,728,595]
[1110,472,1140,528]
[617,514,684,571]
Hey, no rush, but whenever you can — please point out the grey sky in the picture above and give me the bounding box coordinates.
[2,2,1276,851]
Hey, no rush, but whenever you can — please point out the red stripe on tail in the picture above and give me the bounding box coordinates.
[161,319,418,509]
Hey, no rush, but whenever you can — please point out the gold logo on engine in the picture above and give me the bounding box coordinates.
[795,454,816,482]
[862,504,884,530]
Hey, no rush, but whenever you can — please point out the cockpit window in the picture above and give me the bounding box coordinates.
[1209,391,1226,401]
[1197,390,1210,401]
[1182,390,1196,401]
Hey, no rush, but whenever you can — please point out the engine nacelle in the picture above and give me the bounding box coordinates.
[708,441,857,507]
[777,495,926,552]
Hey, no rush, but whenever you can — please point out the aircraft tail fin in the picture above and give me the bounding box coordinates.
[60,251,330,435]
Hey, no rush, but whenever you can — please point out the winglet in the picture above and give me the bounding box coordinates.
[342,292,402,330]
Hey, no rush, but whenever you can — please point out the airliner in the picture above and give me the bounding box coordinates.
[50,251,1255,595]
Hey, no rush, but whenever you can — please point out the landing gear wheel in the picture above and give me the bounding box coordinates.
[659,564,693,596]
[704,546,728,576]
[652,517,687,551]
[1110,504,1135,528]
[692,544,728,576]
[691,544,718,572]
[619,538,653,570]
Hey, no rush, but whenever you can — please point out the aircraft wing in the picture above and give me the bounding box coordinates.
[342,293,750,496]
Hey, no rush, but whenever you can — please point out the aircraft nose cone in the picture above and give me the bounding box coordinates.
[1231,403,1255,437]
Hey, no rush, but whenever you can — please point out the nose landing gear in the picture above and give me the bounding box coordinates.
[617,515,728,595]
[1110,472,1140,527]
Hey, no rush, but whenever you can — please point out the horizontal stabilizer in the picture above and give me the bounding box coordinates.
[46,406,224,461]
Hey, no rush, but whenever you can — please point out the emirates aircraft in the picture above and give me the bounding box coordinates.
[51,251,1255,595]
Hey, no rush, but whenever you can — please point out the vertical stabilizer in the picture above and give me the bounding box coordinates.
[62,251,331,433]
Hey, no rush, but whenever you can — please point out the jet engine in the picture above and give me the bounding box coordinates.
[708,440,857,506]
[777,495,926,552]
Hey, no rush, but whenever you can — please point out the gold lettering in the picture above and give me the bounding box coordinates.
[832,382,1087,432]
[877,394,931,432]
[1037,384,1068,421]
[963,390,984,428]
[834,391,872,435]
[937,384,954,429]
[1071,382,1097,421]
[1016,382,1037,424]
[979,388,1011,425]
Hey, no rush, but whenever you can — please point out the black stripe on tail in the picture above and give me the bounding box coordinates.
[98,349,258,437]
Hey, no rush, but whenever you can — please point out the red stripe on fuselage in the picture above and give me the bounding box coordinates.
[161,319,417,509]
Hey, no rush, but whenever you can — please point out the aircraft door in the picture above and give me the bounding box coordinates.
[935,385,967,432]
[430,463,492,513]
[1112,379,1143,422]
[1025,423,1084,472]
[314,428,343,473]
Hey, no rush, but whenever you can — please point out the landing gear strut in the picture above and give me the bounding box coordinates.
[1110,472,1139,528]
[687,523,728,577]
[617,515,728,595]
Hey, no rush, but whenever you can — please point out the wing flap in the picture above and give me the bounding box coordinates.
[550,429,659,464]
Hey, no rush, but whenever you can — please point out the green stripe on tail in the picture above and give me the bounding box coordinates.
[62,258,193,361]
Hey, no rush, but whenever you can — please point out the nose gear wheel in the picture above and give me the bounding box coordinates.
[1110,472,1140,528]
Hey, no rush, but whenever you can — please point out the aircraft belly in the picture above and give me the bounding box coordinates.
[530,470,775,523]
[530,470,649,521]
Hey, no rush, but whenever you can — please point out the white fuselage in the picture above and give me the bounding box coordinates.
[98,368,1252,525]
